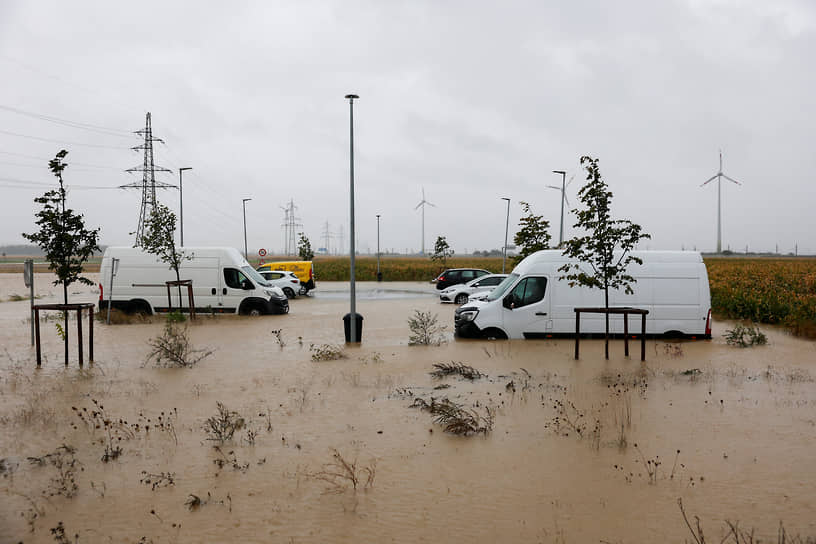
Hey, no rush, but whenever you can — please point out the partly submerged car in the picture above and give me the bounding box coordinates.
[439,274,508,305]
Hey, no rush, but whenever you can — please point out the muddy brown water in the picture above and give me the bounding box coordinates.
[1,274,816,543]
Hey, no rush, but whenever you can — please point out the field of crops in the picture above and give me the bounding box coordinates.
[705,257,816,337]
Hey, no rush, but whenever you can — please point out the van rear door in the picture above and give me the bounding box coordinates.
[501,276,552,338]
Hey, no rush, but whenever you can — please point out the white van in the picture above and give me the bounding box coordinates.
[98,247,289,315]
[454,250,711,339]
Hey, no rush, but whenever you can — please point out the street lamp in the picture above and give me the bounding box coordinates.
[501,197,510,273]
[551,170,567,246]
[242,198,252,261]
[345,93,361,343]
[376,214,381,281]
[178,167,192,247]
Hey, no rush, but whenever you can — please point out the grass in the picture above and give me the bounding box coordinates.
[310,448,377,493]
[429,362,484,380]
[411,396,494,435]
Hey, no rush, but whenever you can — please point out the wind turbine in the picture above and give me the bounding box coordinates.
[547,170,575,246]
[700,150,742,253]
[414,187,436,255]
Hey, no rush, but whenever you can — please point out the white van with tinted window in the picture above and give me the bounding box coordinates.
[455,250,711,339]
[98,247,289,315]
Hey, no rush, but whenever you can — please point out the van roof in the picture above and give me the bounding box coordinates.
[514,249,703,275]
[103,246,247,261]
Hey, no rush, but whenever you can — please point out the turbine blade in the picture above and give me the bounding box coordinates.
[414,202,423,210]
[546,185,561,190]
[722,174,742,185]
[426,201,436,207]
[700,174,718,187]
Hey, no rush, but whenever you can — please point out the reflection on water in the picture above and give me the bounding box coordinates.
[1,275,815,542]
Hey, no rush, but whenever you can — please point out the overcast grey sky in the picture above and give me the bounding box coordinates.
[1,0,814,256]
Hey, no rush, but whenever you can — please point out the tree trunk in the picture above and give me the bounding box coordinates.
[63,283,68,366]
[604,282,609,360]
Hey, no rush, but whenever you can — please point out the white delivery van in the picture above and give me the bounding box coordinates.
[98,247,289,315]
[454,250,711,339]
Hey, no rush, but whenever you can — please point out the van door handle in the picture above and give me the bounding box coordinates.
[535,312,548,316]
[222,288,227,295]
[211,288,216,295]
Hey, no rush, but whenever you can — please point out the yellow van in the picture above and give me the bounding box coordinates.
[257,261,315,295]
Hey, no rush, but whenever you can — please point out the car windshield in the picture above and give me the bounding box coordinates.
[485,273,518,301]
[242,265,271,287]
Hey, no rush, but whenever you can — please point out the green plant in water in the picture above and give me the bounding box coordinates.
[167,310,186,323]
[408,309,446,346]
[724,323,768,347]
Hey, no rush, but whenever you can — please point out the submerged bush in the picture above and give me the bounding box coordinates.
[408,310,446,346]
[724,323,768,347]
[146,322,212,367]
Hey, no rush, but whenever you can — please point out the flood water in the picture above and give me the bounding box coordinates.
[1,273,815,543]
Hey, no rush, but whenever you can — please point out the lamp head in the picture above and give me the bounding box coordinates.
[552,170,566,175]
[345,94,359,100]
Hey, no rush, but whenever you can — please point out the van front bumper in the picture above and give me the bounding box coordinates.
[454,307,481,338]
[267,297,289,314]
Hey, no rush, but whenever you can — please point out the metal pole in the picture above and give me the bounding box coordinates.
[179,167,192,247]
[552,170,566,246]
[345,94,359,342]
[24,259,34,345]
[376,214,381,281]
[717,175,722,253]
[106,257,118,325]
[501,198,510,273]
[242,198,252,260]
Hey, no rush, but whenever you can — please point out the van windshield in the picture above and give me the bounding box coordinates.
[486,273,518,301]
[242,266,271,287]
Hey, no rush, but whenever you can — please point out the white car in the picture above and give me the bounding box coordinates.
[258,270,301,299]
[439,274,508,305]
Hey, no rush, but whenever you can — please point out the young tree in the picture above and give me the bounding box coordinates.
[431,236,454,267]
[511,201,552,266]
[298,233,314,261]
[138,202,191,307]
[23,150,101,362]
[559,156,651,359]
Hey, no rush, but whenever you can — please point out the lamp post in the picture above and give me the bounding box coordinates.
[376,214,381,281]
[345,93,360,343]
[552,170,566,246]
[501,197,510,273]
[242,198,252,261]
[178,167,192,247]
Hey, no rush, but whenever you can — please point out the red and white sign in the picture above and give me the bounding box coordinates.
[258,248,267,257]
[258,259,265,266]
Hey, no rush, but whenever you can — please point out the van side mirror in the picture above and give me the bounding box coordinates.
[503,296,514,310]
[241,279,253,290]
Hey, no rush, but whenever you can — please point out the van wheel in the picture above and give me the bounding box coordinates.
[455,293,469,305]
[482,328,508,340]
[240,303,265,316]
[130,300,152,315]
[283,287,296,299]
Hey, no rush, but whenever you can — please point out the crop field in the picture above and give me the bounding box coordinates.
[705,257,816,337]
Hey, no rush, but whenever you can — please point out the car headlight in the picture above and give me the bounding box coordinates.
[458,308,479,322]
[265,289,286,300]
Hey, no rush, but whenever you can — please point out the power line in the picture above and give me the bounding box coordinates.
[0,150,123,170]
[0,129,128,150]
[0,104,135,138]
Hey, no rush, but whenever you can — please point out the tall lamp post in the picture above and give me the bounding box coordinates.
[178,167,192,247]
[376,214,382,282]
[501,197,510,273]
[242,198,252,261]
[551,170,567,246]
[345,93,360,343]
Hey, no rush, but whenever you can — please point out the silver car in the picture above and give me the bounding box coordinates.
[439,274,508,305]
[258,270,301,299]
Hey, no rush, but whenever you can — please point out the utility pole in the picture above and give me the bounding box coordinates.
[345,93,360,342]
[376,214,381,281]
[242,198,252,261]
[178,167,192,247]
[120,112,174,244]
